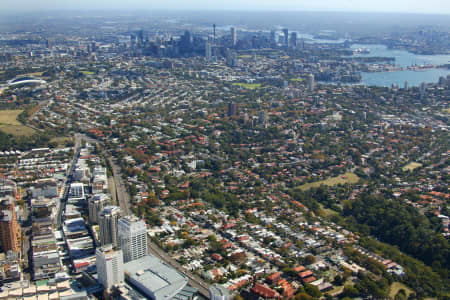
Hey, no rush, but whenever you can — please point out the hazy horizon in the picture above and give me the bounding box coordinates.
[1,0,450,15]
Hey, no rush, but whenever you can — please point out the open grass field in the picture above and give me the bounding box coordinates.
[326,285,344,297]
[297,172,360,191]
[389,282,413,299]
[24,72,44,77]
[81,70,95,75]
[442,108,450,114]
[290,78,304,82]
[402,162,422,171]
[0,125,35,136]
[232,83,262,89]
[0,110,23,125]
[320,208,340,218]
[0,109,35,137]
[237,54,252,58]
[50,136,73,147]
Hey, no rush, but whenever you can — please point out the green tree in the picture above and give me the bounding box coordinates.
[304,284,321,298]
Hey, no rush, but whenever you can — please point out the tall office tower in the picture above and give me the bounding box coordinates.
[227,102,237,117]
[258,110,267,125]
[290,32,297,48]
[0,197,21,253]
[270,30,277,47]
[420,82,426,99]
[404,81,408,90]
[96,244,124,290]
[181,30,192,53]
[282,28,289,46]
[213,24,216,44]
[88,194,110,224]
[308,73,315,92]
[205,41,213,63]
[118,215,147,263]
[136,29,144,44]
[231,27,237,47]
[226,49,237,67]
[130,34,136,48]
[99,206,121,247]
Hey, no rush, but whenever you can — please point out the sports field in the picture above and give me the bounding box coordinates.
[0,109,35,136]
[402,162,422,171]
[297,172,360,191]
[232,83,262,89]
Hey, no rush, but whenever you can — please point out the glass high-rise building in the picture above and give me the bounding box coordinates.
[99,206,120,247]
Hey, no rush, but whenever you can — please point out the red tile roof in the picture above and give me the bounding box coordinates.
[299,270,313,278]
[252,283,280,299]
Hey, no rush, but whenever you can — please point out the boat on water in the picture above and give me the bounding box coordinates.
[353,48,371,54]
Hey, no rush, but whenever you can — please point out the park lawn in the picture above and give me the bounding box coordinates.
[25,72,43,77]
[0,109,35,137]
[50,136,73,147]
[442,108,450,114]
[326,285,344,297]
[0,125,35,136]
[81,70,95,75]
[402,162,422,171]
[389,282,413,299]
[0,110,23,126]
[290,78,304,82]
[232,83,262,89]
[320,208,339,218]
[298,172,360,191]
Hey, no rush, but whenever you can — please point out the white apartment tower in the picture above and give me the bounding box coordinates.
[118,215,147,263]
[99,206,120,247]
[205,41,213,63]
[96,245,124,290]
[231,27,237,47]
[308,73,315,92]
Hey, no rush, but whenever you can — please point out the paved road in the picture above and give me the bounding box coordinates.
[147,239,210,298]
[56,135,82,228]
[107,157,130,216]
[108,176,117,205]
[77,134,130,216]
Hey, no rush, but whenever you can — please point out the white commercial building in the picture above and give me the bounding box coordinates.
[118,215,147,263]
[68,183,85,200]
[96,244,124,290]
[209,284,231,300]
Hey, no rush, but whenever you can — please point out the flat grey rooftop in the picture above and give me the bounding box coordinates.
[124,255,189,300]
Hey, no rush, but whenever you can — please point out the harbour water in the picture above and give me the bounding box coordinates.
[359,68,450,88]
[350,44,450,87]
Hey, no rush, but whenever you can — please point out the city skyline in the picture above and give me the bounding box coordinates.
[1,0,450,15]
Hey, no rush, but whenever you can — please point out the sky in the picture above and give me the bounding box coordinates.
[1,0,450,15]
